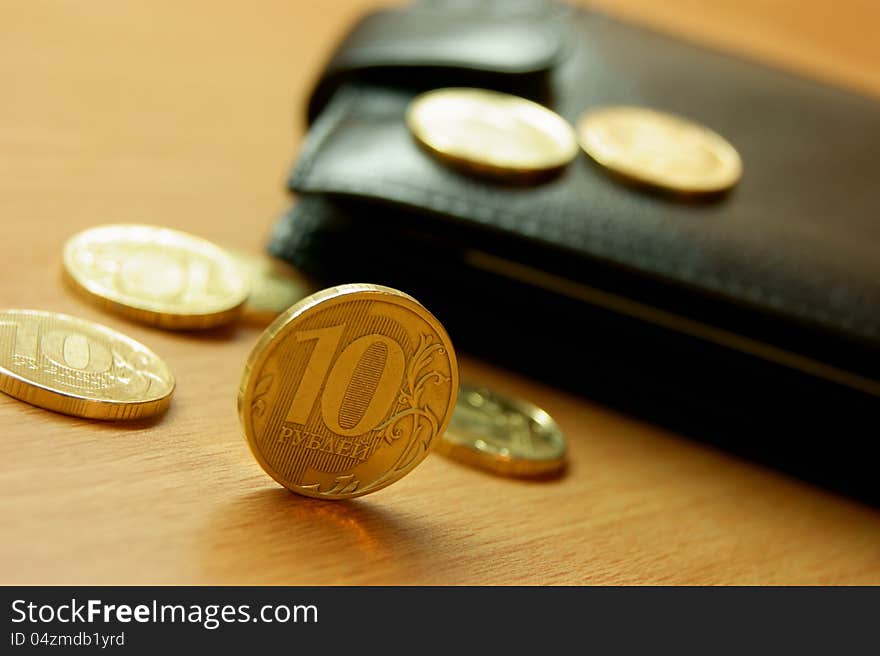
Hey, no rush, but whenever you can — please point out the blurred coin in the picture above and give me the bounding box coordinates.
[229,251,314,326]
[0,309,174,420]
[407,87,578,180]
[63,224,249,330]
[577,106,742,194]
[436,382,566,477]
[239,284,458,500]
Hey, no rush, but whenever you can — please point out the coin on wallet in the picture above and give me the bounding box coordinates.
[63,224,249,330]
[0,309,174,420]
[435,383,566,477]
[239,284,458,500]
[407,87,578,180]
[576,105,742,194]
[229,251,314,326]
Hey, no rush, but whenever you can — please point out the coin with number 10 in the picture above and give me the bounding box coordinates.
[238,284,458,499]
[0,309,174,420]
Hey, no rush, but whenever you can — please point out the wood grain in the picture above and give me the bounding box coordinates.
[1,0,878,585]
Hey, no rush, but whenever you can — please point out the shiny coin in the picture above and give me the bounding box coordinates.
[436,382,566,477]
[407,87,578,179]
[577,105,742,194]
[63,224,250,330]
[230,252,314,326]
[0,309,174,420]
[239,284,458,500]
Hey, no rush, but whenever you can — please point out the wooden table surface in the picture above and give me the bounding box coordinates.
[2,0,879,585]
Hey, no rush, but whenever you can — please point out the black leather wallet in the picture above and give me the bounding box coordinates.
[269,1,880,502]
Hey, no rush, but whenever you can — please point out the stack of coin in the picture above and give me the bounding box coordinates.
[8,91,734,473]
[4,88,739,483]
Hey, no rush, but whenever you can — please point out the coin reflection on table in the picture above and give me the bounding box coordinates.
[436,382,567,477]
[407,87,579,180]
[576,105,742,195]
[63,224,250,330]
[230,251,314,326]
[0,309,174,420]
[238,283,458,500]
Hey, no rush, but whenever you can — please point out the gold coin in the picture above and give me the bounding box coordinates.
[229,251,314,326]
[0,309,174,420]
[576,105,742,194]
[406,87,578,179]
[435,383,566,477]
[63,224,250,330]
[239,284,458,500]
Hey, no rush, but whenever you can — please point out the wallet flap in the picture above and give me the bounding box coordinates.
[289,9,880,346]
[307,1,567,121]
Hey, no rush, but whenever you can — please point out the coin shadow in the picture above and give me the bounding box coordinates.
[1,396,171,431]
[155,322,245,343]
[439,455,569,483]
[86,409,172,431]
[432,152,570,188]
[581,155,735,205]
[198,487,451,584]
[514,461,569,483]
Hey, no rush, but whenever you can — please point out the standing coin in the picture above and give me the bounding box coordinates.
[407,87,578,180]
[435,383,566,477]
[229,251,314,326]
[0,309,174,420]
[239,284,458,500]
[576,106,742,194]
[63,224,249,329]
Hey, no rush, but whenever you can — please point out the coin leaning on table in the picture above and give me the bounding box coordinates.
[63,224,250,330]
[576,105,742,195]
[0,309,174,420]
[407,87,579,180]
[436,382,567,477]
[238,284,458,500]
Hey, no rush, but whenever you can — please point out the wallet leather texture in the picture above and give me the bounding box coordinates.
[270,1,880,501]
